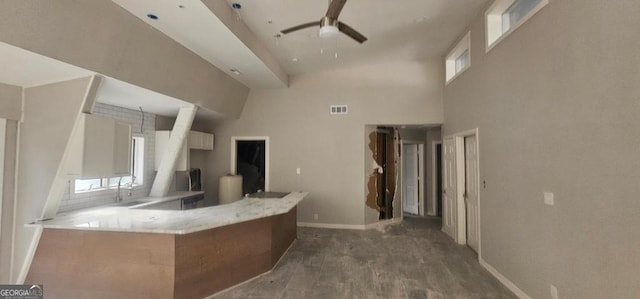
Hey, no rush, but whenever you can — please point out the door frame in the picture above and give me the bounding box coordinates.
[430,141,442,216]
[230,136,270,192]
[400,140,425,216]
[443,128,481,257]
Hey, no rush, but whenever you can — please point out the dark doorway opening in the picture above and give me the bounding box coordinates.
[436,143,443,217]
[236,140,265,195]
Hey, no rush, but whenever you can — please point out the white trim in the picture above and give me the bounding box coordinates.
[480,258,531,299]
[430,141,442,217]
[485,0,549,52]
[230,136,270,192]
[298,222,366,230]
[400,140,425,216]
[444,128,482,258]
[0,119,6,234]
[445,31,471,84]
[298,218,402,231]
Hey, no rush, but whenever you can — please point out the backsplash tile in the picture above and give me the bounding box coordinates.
[58,103,156,213]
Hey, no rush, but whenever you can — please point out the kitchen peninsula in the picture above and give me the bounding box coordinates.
[25,192,307,299]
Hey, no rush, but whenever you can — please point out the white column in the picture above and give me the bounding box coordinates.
[149,105,198,197]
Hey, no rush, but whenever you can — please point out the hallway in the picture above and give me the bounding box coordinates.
[213,217,515,298]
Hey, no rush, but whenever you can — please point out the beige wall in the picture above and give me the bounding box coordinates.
[0,1,249,118]
[12,77,91,282]
[0,120,18,283]
[209,60,443,226]
[443,0,640,297]
[0,83,21,121]
[425,127,442,215]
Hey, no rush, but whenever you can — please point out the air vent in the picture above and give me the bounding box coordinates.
[330,105,348,115]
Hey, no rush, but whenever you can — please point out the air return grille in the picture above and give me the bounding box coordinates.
[330,105,348,115]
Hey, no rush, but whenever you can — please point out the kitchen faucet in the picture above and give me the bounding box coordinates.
[116,177,123,202]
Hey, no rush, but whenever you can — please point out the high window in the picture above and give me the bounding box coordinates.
[486,0,548,50]
[445,32,471,83]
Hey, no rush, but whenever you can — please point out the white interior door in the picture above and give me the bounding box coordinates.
[402,144,419,215]
[442,137,457,239]
[465,135,480,252]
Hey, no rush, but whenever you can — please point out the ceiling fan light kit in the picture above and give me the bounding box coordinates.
[319,25,339,39]
[279,0,367,44]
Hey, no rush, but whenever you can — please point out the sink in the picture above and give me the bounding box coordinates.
[114,200,147,207]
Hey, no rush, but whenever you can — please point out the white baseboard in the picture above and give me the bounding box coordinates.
[479,258,531,299]
[364,217,402,230]
[297,222,366,230]
[298,218,402,231]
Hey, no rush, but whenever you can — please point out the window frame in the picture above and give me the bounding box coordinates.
[445,31,472,84]
[485,0,549,52]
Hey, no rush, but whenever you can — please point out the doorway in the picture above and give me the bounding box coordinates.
[230,137,269,195]
[401,142,424,216]
[432,141,443,217]
[441,129,481,255]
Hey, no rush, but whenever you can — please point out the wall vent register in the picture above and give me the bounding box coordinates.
[330,105,348,115]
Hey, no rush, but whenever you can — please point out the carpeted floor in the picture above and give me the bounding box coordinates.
[211,217,516,299]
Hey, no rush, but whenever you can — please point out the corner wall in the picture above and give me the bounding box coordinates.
[443,0,640,297]
[13,77,92,282]
[0,0,249,118]
[209,60,444,226]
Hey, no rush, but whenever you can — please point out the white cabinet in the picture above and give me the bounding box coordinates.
[155,130,214,171]
[189,131,214,150]
[68,113,132,178]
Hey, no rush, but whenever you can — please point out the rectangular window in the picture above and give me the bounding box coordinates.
[445,32,471,84]
[75,137,144,193]
[486,0,548,50]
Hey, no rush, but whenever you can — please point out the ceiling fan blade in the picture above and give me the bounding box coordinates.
[325,0,347,20]
[281,21,321,34]
[338,22,368,43]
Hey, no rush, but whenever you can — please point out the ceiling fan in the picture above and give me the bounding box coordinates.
[280,0,367,44]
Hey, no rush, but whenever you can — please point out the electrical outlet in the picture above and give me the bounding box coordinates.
[550,284,558,299]
[544,192,555,206]
[314,213,318,220]
[296,167,301,175]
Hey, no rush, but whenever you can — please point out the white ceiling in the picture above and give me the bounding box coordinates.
[111,0,490,82]
[226,0,490,75]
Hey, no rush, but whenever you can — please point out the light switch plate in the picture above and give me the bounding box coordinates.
[544,192,555,206]
[296,168,301,175]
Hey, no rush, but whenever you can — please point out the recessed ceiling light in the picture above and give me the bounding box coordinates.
[292,58,299,62]
[231,3,241,10]
[230,68,241,75]
[178,5,185,9]
[267,20,273,24]
[146,13,158,20]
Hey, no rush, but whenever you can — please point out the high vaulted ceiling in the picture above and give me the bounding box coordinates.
[228,0,490,75]
[112,0,489,88]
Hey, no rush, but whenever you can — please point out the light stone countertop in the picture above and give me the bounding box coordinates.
[29,192,307,234]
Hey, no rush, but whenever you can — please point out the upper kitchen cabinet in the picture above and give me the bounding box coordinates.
[67,113,132,178]
[189,131,214,150]
[155,130,214,171]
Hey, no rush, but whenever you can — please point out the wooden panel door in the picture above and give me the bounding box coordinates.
[442,137,457,239]
[465,135,480,252]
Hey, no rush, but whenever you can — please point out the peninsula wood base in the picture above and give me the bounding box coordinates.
[26,207,297,299]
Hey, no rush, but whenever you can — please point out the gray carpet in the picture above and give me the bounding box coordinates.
[212,217,516,299]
